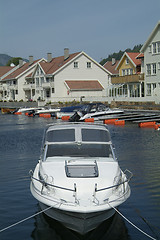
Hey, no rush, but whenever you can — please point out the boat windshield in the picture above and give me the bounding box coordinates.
[46,129,75,142]
[46,128,110,143]
[46,143,113,158]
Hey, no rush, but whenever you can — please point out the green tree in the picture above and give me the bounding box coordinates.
[100,44,143,65]
[6,57,22,66]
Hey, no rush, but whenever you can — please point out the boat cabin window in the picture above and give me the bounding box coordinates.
[82,129,110,142]
[65,163,99,178]
[46,129,75,142]
[46,143,112,158]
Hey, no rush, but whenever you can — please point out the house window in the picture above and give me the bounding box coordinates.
[146,84,151,96]
[157,42,160,53]
[152,63,156,75]
[126,69,129,75]
[74,62,78,68]
[36,78,39,86]
[87,62,91,68]
[146,64,151,75]
[46,89,50,98]
[40,68,43,75]
[52,88,54,93]
[36,68,39,76]
[126,58,129,64]
[130,68,133,75]
[40,77,44,86]
[152,43,156,54]
[152,83,156,90]
[122,69,125,76]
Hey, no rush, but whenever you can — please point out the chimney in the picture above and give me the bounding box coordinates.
[29,56,34,65]
[64,48,69,60]
[47,53,52,62]
[19,59,23,68]
[112,58,116,65]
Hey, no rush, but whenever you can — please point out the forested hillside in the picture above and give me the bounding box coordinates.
[99,44,143,65]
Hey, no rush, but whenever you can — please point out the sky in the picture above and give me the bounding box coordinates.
[1,0,160,63]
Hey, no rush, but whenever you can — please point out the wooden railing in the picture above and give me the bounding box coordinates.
[111,73,144,84]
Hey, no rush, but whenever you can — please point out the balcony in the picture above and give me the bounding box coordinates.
[8,85,18,90]
[23,83,35,90]
[111,73,144,84]
[42,82,54,89]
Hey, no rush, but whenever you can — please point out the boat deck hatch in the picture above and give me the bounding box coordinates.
[65,161,99,178]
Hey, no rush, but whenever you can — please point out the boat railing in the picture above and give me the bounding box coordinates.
[94,169,132,195]
[29,170,78,203]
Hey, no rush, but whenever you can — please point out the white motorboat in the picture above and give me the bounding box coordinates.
[30,122,132,234]
[69,103,124,121]
[35,108,60,115]
[13,107,44,114]
[56,105,83,119]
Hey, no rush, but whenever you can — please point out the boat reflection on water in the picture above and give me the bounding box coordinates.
[31,205,129,240]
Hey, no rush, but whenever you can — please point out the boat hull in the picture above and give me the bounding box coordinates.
[39,202,115,234]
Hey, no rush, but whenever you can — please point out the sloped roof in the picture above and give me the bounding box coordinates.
[127,52,141,66]
[141,21,160,52]
[136,53,144,59]
[103,60,119,75]
[3,60,40,80]
[116,52,141,70]
[65,80,104,90]
[25,72,33,79]
[40,52,81,74]
[0,66,15,77]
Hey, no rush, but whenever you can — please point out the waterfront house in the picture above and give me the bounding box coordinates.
[141,21,160,102]
[1,57,44,101]
[24,49,110,103]
[109,52,144,99]
[0,66,17,99]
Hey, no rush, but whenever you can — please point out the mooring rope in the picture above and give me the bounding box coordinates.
[0,205,57,233]
[108,202,157,240]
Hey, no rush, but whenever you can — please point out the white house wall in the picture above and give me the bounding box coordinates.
[52,54,109,101]
[143,25,160,98]
[16,65,37,101]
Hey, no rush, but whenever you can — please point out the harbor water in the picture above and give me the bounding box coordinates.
[0,113,160,240]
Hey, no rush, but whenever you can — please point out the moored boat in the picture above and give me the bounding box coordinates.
[56,105,83,119]
[69,103,124,121]
[30,122,132,234]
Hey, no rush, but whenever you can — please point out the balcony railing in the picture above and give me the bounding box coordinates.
[23,83,35,90]
[42,82,54,88]
[8,85,18,90]
[111,73,144,84]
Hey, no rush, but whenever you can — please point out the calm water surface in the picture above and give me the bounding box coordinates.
[0,113,160,240]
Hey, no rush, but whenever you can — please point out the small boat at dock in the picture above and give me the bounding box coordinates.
[30,122,132,234]
[69,103,123,121]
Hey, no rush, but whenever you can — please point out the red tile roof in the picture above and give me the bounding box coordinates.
[0,66,15,77]
[40,52,81,74]
[136,53,144,59]
[65,80,104,90]
[103,60,119,75]
[126,52,142,66]
[2,60,40,80]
